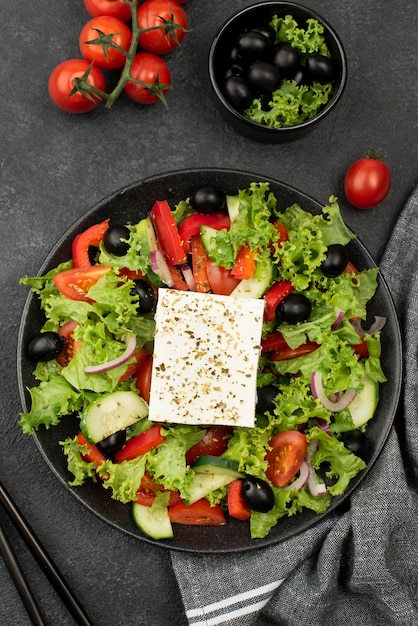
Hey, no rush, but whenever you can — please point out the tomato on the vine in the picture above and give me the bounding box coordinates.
[124,53,171,104]
[344,155,391,209]
[83,0,132,22]
[48,59,106,113]
[79,16,132,70]
[137,0,188,55]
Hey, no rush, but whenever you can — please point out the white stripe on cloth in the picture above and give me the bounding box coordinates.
[186,579,285,625]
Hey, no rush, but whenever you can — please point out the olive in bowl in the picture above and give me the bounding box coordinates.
[208,2,347,143]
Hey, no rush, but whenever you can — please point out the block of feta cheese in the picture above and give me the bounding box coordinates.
[148,288,265,428]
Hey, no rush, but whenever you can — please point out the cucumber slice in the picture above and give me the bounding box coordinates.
[348,375,379,427]
[185,472,237,505]
[191,455,242,477]
[132,502,173,539]
[230,256,274,299]
[81,390,148,443]
[200,225,220,259]
[226,194,240,224]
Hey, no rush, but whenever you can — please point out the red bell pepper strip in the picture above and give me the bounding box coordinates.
[76,433,106,467]
[168,498,226,526]
[263,280,294,322]
[179,212,231,255]
[72,219,109,268]
[168,265,189,290]
[227,480,251,521]
[190,234,211,293]
[268,341,320,361]
[150,200,187,265]
[114,424,165,463]
[231,244,256,279]
[261,331,288,353]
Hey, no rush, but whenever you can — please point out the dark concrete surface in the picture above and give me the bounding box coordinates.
[1,1,417,624]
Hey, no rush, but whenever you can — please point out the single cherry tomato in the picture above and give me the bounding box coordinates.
[79,16,132,70]
[53,266,111,302]
[265,431,308,488]
[344,156,391,209]
[48,59,106,114]
[56,320,82,367]
[137,0,188,55]
[169,498,226,526]
[83,0,132,22]
[124,53,171,104]
[185,426,233,465]
[135,473,181,507]
[206,261,240,295]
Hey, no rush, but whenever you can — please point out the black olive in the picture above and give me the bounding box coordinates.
[341,431,369,456]
[241,477,275,513]
[236,31,273,62]
[190,186,226,214]
[256,385,279,414]
[273,43,300,77]
[97,430,126,459]
[131,279,157,313]
[103,225,130,257]
[291,65,308,86]
[321,244,349,278]
[305,55,335,82]
[249,25,276,45]
[278,293,312,324]
[225,63,244,80]
[247,61,281,94]
[27,332,66,361]
[223,75,253,110]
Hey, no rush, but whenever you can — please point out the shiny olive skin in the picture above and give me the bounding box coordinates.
[256,384,279,414]
[225,63,244,80]
[291,65,308,86]
[223,75,253,111]
[103,225,130,256]
[321,244,349,277]
[190,186,226,214]
[249,25,276,45]
[273,43,300,77]
[27,332,66,361]
[97,430,126,459]
[236,31,273,61]
[305,55,335,82]
[247,61,281,94]
[278,293,312,324]
[131,279,157,313]
[241,477,275,513]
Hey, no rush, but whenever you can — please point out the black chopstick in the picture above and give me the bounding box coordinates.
[0,480,94,626]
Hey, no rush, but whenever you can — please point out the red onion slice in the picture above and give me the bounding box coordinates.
[150,250,174,287]
[306,439,327,496]
[85,334,137,375]
[282,460,309,491]
[314,418,332,435]
[331,307,345,329]
[180,263,196,291]
[311,371,357,412]
[351,315,387,336]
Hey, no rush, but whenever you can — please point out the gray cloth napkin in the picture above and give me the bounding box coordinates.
[171,184,418,626]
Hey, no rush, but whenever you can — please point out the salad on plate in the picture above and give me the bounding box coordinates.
[19,181,387,541]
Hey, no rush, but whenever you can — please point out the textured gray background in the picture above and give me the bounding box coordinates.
[1,1,417,624]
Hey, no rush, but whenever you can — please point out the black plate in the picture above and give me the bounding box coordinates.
[17,168,402,553]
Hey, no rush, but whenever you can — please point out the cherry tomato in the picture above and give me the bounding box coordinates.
[53,266,111,301]
[79,16,132,70]
[124,53,171,104]
[206,261,240,295]
[48,59,106,114]
[135,473,181,507]
[268,341,319,361]
[83,0,132,22]
[137,0,188,55]
[135,354,153,402]
[185,426,233,465]
[56,320,82,367]
[265,431,308,488]
[169,498,226,526]
[76,432,106,467]
[344,156,391,209]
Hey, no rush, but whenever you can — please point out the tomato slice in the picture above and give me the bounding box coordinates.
[56,320,82,367]
[344,261,359,275]
[53,266,111,302]
[169,498,226,526]
[72,219,109,268]
[114,424,165,463]
[268,341,320,361]
[227,480,251,521]
[261,331,288,353]
[351,337,369,358]
[168,266,189,291]
[179,213,230,255]
[150,200,187,265]
[265,431,308,488]
[190,234,211,293]
[135,354,153,402]
[263,280,294,322]
[231,244,256,280]
[135,473,182,507]
[185,426,233,466]
[76,432,106,467]
[118,348,149,383]
[206,260,240,295]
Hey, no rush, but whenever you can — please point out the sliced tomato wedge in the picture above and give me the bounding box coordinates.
[263,280,294,322]
[261,331,288,353]
[168,498,226,526]
[227,480,251,521]
[72,219,109,268]
[118,348,150,383]
[114,424,165,463]
[268,341,320,361]
[53,266,111,302]
[150,200,187,265]
[265,431,308,488]
[135,473,181,507]
[185,426,233,466]
[206,260,240,296]
[351,337,369,358]
[169,265,189,291]
[231,244,256,280]
[76,432,106,467]
[190,234,211,293]
[344,261,359,275]
[179,212,230,255]
[135,354,153,402]
[56,320,82,367]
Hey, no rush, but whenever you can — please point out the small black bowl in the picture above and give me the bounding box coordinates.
[209,2,347,143]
